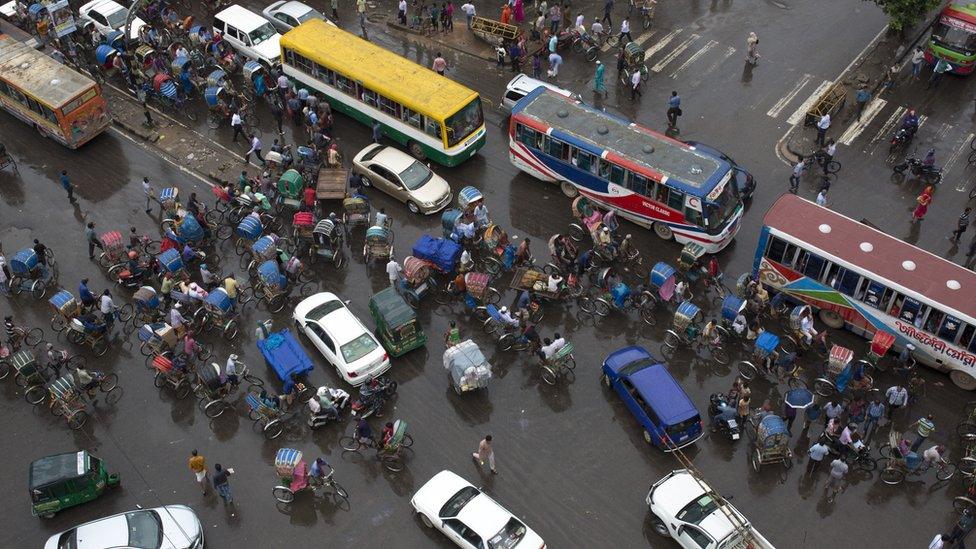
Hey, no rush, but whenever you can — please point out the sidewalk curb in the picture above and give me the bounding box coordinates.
[386,18,497,62]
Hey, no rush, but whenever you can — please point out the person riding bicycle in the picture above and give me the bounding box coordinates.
[515,238,532,265]
[444,320,461,348]
[705,256,721,282]
[309,457,332,484]
[773,350,797,375]
[701,319,721,346]
[183,331,202,358]
[355,417,373,444]
[74,365,99,399]
[497,306,520,330]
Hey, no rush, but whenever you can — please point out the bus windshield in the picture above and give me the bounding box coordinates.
[445,98,483,147]
[704,177,738,231]
[932,21,976,51]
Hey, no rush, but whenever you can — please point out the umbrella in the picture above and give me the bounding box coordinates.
[784,388,814,410]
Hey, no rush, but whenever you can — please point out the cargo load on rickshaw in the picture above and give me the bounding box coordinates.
[444,339,491,394]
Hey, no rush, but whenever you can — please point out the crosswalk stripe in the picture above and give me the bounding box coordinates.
[766,74,813,119]
[944,133,972,189]
[917,114,929,131]
[602,28,657,52]
[956,135,975,191]
[643,29,683,61]
[669,40,717,79]
[651,34,699,73]
[837,98,887,145]
[785,80,832,126]
[870,106,905,145]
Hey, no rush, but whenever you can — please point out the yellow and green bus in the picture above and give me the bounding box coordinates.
[279,19,486,166]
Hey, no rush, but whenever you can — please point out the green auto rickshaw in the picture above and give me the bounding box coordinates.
[277,169,305,210]
[369,287,427,357]
[30,451,120,518]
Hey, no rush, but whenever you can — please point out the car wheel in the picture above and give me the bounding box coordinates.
[650,517,670,537]
[601,373,611,388]
[361,175,373,188]
[418,513,433,528]
[407,201,420,214]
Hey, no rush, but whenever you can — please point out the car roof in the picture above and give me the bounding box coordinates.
[30,451,88,490]
[654,471,736,542]
[217,4,272,31]
[275,0,315,16]
[457,493,512,539]
[75,514,128,548]
[603,345,654,372]
[629,363,699,423]
[370,146,416,172]
[81,0,124,14]
[507,73,573,97]
[317,301,370,345]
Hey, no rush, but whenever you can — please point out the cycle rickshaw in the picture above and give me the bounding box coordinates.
[339,419,411,472]
[276,169,305,212]
[243,234,281,273]
[715,295,750,349]
[132,286,163,329]
[48,375,89,430]
[272,448,349,503]
[231,216,264,256]
[737,331,805,386]
[311,219,346,267]
[342,196,370,227]
[66,315,109,357]
[783,305,825,355]
[398,257,436,309]
[204,85,231,129]
[198,288,247,340]
[539,342,576,385]
[138,322,179,358]
[10,350,55,404]
[155,248,189,282]
[453,272,502,309]
[242,60,269,101]
[479,224,520,276]
[745,413,793,471]
[578,267,655,324]
[246,392,290,439]
[662,301,730,365]
[879,431,956,484]
[483,304,532,352]
[292,210,316,254]
[159,186,180,218]
[96,231,127,272]
[151,354,194,399]
[813,344,874,396]
[364,225,394,264]
[617,41,649,85]
[252,260,290,313]
[676,242,707,283]
[48,290,80,333]
[644,261,678,311]
[193,362,236,418]
[9,248,56,299]
[855,330,897,373]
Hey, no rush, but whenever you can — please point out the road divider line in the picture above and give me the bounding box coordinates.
[669,40,717,79]
[642,29,683,60]
[766,74,813,119]
[786,80,831,126]
[838,98,887,145]
[870,106,905,145]
[651,34,699,73]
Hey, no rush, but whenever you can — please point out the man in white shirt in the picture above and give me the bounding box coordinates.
[460,2,476,29]
[790,157,805,193]
[574,13,584,31]
[397,0,407,24]
[170,304,186,331]
[245,134,264,166]
[816,113,831,146]
[619,17,632,44]
[230,111,244,143]
[590,20,604,38]
[630,69,641,101]
[99,290,116,327]
[498,306,519,328]
[547,273,563,293]
[386,258,402,287]
[225,354,240,386]
[816,188,828,207]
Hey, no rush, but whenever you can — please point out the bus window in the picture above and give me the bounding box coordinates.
[362,88,378,107]
[833,267,861,297]
[424,117,441,140]
[609,164,624,185]
[899,297,923,325]
[862,280,892,310]
[964,325,976,353]
[923,307,942,334]
[402,107,422,129]
[628,172,650,196]
[685,206,703,227]
[793,248,818,274]
[666,188,684,211]
[765,237,789,264]
[598,159,612,179]
[938,314,962,342]
[545,136,567,160]
[378,96,400,118]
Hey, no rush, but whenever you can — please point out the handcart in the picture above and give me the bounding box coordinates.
[445,339,491,394]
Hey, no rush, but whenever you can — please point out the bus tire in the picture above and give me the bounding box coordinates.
[951,370,976,391]
[407,141,426,161]
[653,223,673,240]
[560,181,578,198]
[818,309,845,329]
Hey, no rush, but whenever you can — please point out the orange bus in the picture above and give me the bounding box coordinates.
[0,34,109,148]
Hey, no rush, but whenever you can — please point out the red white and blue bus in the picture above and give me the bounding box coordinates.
[508,87,747,253]
[755,194,976,390]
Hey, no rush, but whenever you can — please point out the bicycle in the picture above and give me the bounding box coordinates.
[879,454,956,484]
[5,324,43,351]
[803,149,841,174]
[339,429,413,472]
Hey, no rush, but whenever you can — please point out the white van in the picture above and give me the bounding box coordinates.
[213,5,282,70]
[501,73,581,111]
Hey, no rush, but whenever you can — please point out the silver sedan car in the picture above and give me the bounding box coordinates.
[261,0,330,33]
[352,144,453,215]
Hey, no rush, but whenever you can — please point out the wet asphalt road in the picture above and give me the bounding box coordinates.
[2,0,976,547]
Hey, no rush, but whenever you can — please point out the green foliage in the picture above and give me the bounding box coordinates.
[868,0,942,31]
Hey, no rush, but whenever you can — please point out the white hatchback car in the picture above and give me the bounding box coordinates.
[293,292,390,385]
[412,470,546,549]
[352,144,453,215]
[44,505,203,549]
[78,0,146,40]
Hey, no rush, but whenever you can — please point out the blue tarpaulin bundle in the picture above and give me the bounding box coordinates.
[412,235,461,273]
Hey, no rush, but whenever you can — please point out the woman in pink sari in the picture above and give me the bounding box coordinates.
[513,0,525,23]
[911,186,933,222]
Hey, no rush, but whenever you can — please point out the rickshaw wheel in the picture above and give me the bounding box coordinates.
[404,292,419,310]
[97,253,112,268]
[339,436,361,452]
[25,327,43,347]
[783,457,794,470]
[118,303,134,322]
[663,330,681,349]
[497,333,514,351]
[813,378,835,397]
[541,366,557,386]
[959,457,976,477]
[483,259,501,277]
[879,461,905,485]
[273,486,295,503]
[819,308,845,329]
[485,288,501,305]
[938,463,958,481]
[269,294,287,313]
[105,387,123,405]
[954,496,976,513]
[238,286,254,305]
[639,303,657,326]
[153,371,167,388]
[14,372,28,387]
[9,277,22,294]
[244,373,264,387]
[543,263,561,276]
[26,385,47,405]
[568,223,586,242]
[332,481,349,500]
[204,400,226,418]
[751,449,762,472]
[207,114,220,129]
[68,410,88,430]
[781,336,800,356]
[652,223,673,240]
[264,420,284,440]
[175,380,192,400]
[223,321,239,340]
[957,422,976,440]
[786,377,807,389]
[383,455,404,472]
[578,296,594,315]
[483,317,497,334]
[51,316,66,332]
[300,282,316,297]
[334,253,347,269]
[593,298,611,317]
[217,225,233,240]
[0,361,9,380]
[712,347,730,366]
[92,339,108,357]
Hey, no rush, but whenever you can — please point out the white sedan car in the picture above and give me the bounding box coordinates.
[352,144,453,215]
[293,292,390,386]
[261,0,331,33]
[412,470,546,549]
[44,505,203,549]
[78,0,145,40]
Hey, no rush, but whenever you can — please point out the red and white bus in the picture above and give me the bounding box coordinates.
[508,87,751,253]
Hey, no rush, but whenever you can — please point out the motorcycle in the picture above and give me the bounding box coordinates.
[350,376,398,418]
[889,127,914,154]
[708,394,740,441]
[307,386,350,429]
[893,155,942,185]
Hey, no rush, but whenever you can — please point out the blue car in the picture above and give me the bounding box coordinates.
[601,346,704,452]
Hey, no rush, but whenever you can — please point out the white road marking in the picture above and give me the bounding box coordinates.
[786,80,832,126]
[837,98,887,145]
[651,34,699,73]
[766,74,813,119]
[633,29,657,46]
[944,133,973,190]
[935,122,953,139]
[917,114,929,131]
[870,106,905,144]
[669,40,718,79]
[699,45,736,79]
[642,29,683,60]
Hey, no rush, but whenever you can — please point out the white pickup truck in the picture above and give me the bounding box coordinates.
[646,470,775,549]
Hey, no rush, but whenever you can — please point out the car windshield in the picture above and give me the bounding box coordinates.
[125,511,163,549]
[676,494,719,525]
[445,97,484,147]
[105,9,127,28]
[57,531,77,549]
[399,161,434,190]
[340,333,378,363]
[932,21,976,51]
[488,518,528,549]
[249,23,277,44]
[439,486,480,517]
[703,175,739,232]
[297,8,325,23]
[618,358,655,376]
[306,300,344,321]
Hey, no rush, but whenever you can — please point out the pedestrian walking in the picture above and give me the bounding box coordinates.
[745,32,760,65]
[445,1,455,31]
[912,186,934,223]
[855,85,870,121]
[885,383,908,419]
[532,52,542,78]
[666,91,681,127]
[619,17,632,45]
[244,133,264,165]
[967,236,976,268]
[472,434,497,473]
[397,0,407,24]
[357,0,367,27]
[270,100,284,135]
[372,120,383,143]
[783,401,797,433]
[549,4,560,34]
[601,0,613,30]
[509,42,522,73]
[432,52,447,75]
[460,2,475,29]
[230,111,244,142]
[950,207,973,242]
[789,156,805,194]
[928,57,950,89]
[629,69,641,101]
[824,457,848,503]
[547,51,562,79]
[59,170,75,203]
[141,177,155,214]
[909,414,936,452]
[911,46,925,79]
[331,0,339,20]
[822,398,844,428]
[806,440,829,476]
[188,449,208,495]
[816,188,828,207]
[0,250,9,297]
[386,257,403,287]
[212,463,235,505]
[85,222,102,259]
[815,113,830,147]
[863,398,885,441]
[593,60,607,97]
[880,63,897,92]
